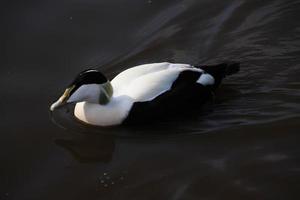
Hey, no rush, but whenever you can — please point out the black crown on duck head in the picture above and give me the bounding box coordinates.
[70,69,108,86]
[68,69,108,94]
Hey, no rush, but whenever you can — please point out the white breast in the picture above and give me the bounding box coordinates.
[74,95,134,126]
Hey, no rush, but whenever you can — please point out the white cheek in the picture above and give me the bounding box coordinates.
[67,84,100,103]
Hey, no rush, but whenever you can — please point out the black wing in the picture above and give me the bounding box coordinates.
[123,70,214,124]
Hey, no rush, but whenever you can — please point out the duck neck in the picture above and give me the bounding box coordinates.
[98,81,113,105]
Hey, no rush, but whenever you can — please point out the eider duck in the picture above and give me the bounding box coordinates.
[50,62,240,126]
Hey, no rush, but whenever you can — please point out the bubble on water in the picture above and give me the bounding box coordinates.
[97,172,126,188]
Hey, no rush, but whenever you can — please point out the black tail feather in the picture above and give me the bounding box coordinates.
[224,61,240,76]
[197,61,240,88]
[198,62,240,77]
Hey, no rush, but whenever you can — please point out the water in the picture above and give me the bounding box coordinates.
[1,0,300,199]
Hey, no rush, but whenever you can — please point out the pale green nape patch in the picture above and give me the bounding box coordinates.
[99,81,114,105]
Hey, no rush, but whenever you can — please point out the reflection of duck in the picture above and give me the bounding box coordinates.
[50,62,239,126]
[55,134,115,163]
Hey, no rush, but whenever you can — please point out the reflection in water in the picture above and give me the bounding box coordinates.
[55,134,115,163]
[53,116,300,199]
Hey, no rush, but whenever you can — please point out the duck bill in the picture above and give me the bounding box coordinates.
[50,86,74,111]
[50,97,66,111]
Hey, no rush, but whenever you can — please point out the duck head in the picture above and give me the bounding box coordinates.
[50,69,113,111]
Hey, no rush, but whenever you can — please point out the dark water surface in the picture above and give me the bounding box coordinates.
[2,0,300,199]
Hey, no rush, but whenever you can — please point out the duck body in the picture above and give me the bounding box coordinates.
[70,62,239,126]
